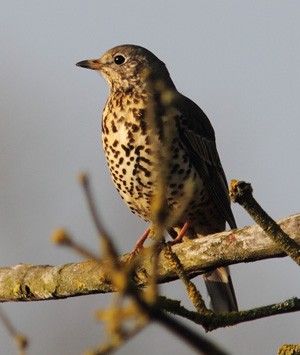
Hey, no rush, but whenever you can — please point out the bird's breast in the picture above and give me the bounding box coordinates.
[101,95,216,228]
[101,96,157,219]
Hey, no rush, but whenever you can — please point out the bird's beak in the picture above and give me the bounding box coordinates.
[76,59,100,70]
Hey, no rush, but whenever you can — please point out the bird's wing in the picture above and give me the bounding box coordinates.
[174,94,237,229]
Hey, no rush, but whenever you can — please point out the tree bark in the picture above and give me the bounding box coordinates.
[0,213,299,302]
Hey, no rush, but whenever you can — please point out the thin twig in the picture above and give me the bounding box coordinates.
[159,296,300,332]
[79,173,120,264]
[85,321,146,355]
[0,307,28,355]
[162,243,210,315]
[51,229,100,260]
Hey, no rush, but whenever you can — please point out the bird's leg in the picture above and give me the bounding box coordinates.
[168,221,190,245]
[129,227,151,260]
[129,220,189,261]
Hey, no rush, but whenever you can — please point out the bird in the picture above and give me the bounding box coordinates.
[76,44,238,313]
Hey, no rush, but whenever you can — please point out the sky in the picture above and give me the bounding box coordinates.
[0,1,300,354]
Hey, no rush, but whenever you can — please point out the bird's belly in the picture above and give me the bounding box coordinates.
[102,127,156,220]
[102,125,217,227]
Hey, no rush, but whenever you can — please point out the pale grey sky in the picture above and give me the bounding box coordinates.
[1,1,299,354]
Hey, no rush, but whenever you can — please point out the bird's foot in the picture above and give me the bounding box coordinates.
[167,221,190,246]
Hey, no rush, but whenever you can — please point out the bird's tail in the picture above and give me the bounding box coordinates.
[203,266,238,313]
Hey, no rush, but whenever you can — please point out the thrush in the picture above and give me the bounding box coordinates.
[76,45,238,313]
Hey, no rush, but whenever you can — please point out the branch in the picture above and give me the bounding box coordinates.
[159,296,300,332]
[0,213,299,302]
[0,307,28,354]
[230,180,300,264]
[278,343,300,355]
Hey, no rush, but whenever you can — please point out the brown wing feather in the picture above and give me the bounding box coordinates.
[175,94,237,230]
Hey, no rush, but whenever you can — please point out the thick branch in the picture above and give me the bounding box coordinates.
[0,213,299,302]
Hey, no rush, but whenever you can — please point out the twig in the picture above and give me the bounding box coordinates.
[51,229,100,260]
[230,180,300,265]
[162,243,211,315]
[85,320,146,355]
[159,296,300,332]
[0,307,28,355]
[79,173,120,264]
[278,343,300,355]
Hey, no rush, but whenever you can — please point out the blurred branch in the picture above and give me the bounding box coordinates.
[0,213,299,302]
[278,343,300,355]
[78,173,225,354]
[0,307,28,355]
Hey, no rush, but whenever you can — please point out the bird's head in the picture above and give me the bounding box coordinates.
[76,44,173,91]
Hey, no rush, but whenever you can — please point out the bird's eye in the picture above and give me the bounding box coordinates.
[114,55,126,65]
